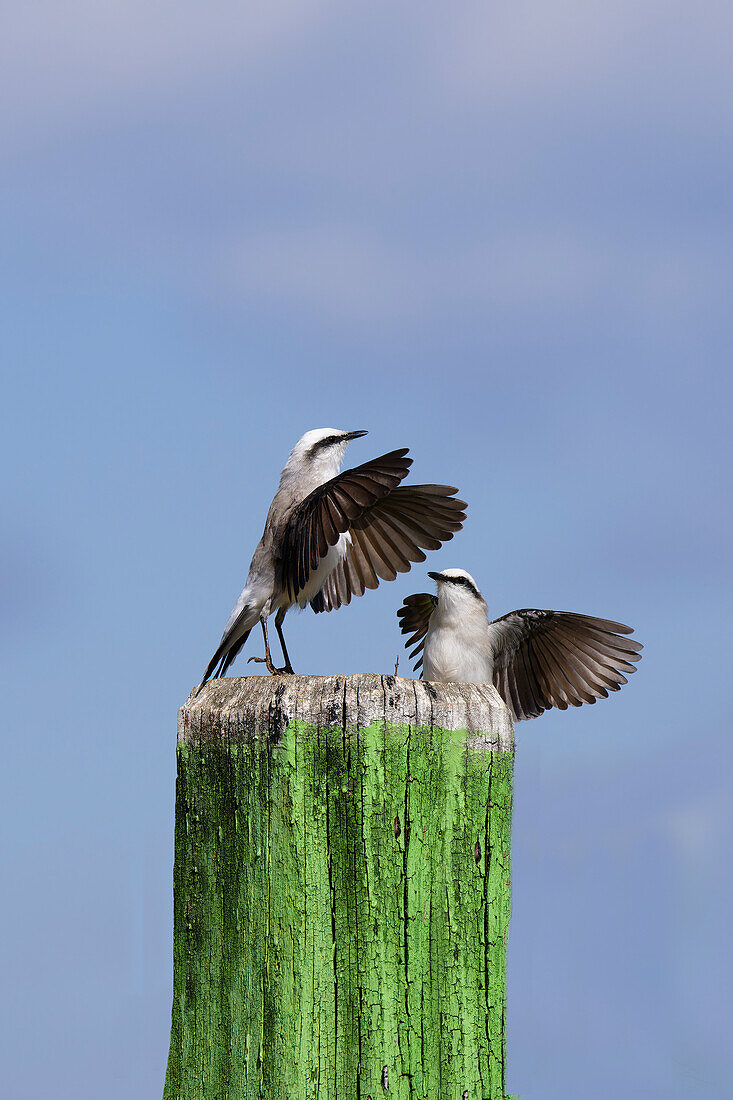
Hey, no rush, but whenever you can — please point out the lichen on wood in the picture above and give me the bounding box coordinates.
[163,674,514,1100]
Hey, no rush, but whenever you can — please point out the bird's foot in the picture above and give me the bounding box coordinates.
[247,655,292,676]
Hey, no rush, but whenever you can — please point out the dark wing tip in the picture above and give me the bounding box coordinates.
[564,611,637,635]
[379,447,411,462]
[410,484,465,499]
[400,592,436,607]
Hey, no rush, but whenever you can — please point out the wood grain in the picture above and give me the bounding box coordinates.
[164,674,515,1100]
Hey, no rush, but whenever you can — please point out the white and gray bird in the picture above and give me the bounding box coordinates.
[398,569,642,720]
[197,429,466,690]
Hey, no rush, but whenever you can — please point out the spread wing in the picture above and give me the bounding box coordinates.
[488,610,642,721]
[279,449,412,603]
[313,486,466,612]
[396,592,438,671]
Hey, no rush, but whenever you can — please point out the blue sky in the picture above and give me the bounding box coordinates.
[2,4,732,1097]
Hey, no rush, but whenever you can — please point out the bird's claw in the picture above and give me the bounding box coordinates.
[247,655,293,676]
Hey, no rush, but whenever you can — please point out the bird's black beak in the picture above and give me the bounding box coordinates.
[428,571,442,582]
[343,429,368,441]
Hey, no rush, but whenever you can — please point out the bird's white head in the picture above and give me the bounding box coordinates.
[427,568,486,613]
[281,428,368,487]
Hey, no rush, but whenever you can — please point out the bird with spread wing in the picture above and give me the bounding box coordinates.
[397,569,642,721]
[197,429,466,690]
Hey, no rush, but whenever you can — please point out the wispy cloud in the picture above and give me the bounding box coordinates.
[4,2,732,328]
[427,0,733,123]
[1,1,334,147]
[220,220,725,323]
[6,1,733,152]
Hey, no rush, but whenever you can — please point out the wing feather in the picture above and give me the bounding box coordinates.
[490,609,642,721]
[313,485,466,612]
[396,592,438,672]
[280,449,412,601]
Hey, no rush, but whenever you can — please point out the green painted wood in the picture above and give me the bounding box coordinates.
[163,674,515,1100]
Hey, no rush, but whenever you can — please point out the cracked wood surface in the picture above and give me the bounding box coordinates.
[164,674,515,1100]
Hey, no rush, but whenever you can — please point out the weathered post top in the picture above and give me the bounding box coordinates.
[179,672,514,752]
[166,674,515,1100]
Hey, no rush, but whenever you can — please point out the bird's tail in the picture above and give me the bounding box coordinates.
[194,602,258,696]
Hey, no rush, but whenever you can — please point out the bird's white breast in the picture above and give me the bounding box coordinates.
[422,600,494,684]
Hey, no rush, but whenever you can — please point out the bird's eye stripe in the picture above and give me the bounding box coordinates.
[312,435,341,452]
[445,575,480,596]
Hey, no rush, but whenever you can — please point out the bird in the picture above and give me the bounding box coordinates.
[397,568,642,721]
[197,429,467,691]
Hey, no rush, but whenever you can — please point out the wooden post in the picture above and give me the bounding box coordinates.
[163,674,514,1100]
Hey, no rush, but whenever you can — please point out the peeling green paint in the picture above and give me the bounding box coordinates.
[163,718,514,1100]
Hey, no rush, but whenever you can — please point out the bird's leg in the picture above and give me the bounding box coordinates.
[274,607,295,674]
[248,615,290,675]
